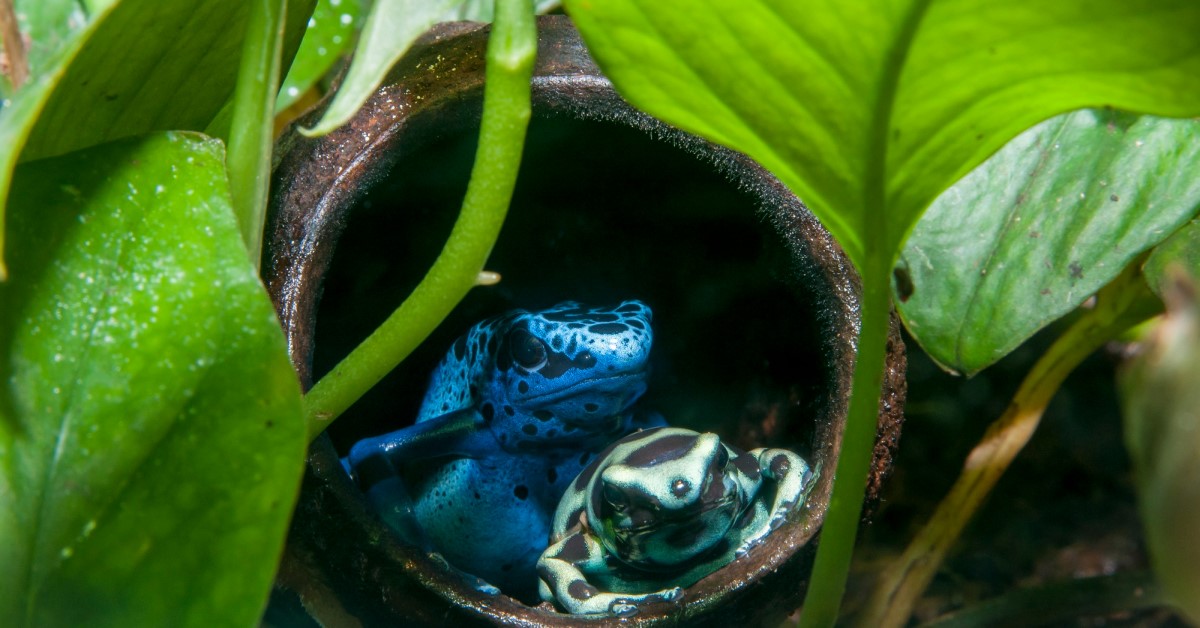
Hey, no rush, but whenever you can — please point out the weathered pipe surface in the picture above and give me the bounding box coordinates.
[263,16,906,627]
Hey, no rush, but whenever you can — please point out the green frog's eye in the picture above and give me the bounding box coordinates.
[715,446,729,469]
[509,328,548,370]
[603,482,630,511]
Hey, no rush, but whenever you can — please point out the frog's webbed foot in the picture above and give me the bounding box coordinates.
[541,570,681,616]
[537,530,683,616]
[603,588,683,618]
[743,448,817,545]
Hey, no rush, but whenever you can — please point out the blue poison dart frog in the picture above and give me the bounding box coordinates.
[343,301,664,600]
[537,426,816,617]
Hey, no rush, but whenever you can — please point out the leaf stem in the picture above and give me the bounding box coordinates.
[798,251,893,626]
[860,262,1160,627]
[301,0,536,441]
[799,1,932,622]
[227,0,288,268]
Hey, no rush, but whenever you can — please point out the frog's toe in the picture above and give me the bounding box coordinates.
[660,586,683,602]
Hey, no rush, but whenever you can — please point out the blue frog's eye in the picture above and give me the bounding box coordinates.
[509,328,548,370]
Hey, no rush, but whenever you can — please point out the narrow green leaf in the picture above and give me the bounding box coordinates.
[301,0,462,136]
[0,133,306,626]
[1120,276,1200,624]
[897,110,1200,375]
[444,0,559,21]
[276,0,362,112]
[227,0,288,266]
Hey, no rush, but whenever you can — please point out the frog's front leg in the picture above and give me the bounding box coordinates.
[744,448,815,547]
[345,408,491,486]
[537,527,681,617]
[363,475,429,547]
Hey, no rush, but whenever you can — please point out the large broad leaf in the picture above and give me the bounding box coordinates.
[561,1,1200,623]
[19,0,315,162]
[561,0,1200,277]
[0,0,316,279]
[0,133,306,626]
[897,110,1200,375]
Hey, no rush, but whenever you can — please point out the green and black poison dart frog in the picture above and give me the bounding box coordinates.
[344,301,664,600]
[537,426,815,617]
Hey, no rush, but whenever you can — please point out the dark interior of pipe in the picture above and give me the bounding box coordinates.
[303,113,834,609]
[315,115,828,466]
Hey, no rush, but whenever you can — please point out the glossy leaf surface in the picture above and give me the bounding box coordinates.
[562,0,1200,275]
[0,133,305,626]
[897,110,1200,375]
[303,0,462,136]
[561,1,1200,623]
[276,0,362,112]
[0,0,315,278]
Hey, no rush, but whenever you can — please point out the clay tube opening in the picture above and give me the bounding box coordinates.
[264,16,904,626]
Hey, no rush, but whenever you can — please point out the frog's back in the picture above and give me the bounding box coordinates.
[416,314,510,422]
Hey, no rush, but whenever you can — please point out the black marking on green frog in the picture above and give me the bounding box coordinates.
[537,427,815,617]
[343,300,663,600]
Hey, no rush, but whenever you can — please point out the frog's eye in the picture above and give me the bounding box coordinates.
[509,328,548,370]
[714,446,730,469]
[602,482,630,511]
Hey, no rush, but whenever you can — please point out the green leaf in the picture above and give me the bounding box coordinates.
[21,2,252,163]
[562,0,1200,276]
[302,0,462,136]
[1120,275,1200,624]
[276,0,362,112]
[444,0,560,21]
[897,110,1200,375]
[0,0,316,279]
[0,133,306,626]
[561,1,1200,624]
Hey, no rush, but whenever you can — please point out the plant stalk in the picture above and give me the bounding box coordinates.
[860,263,1160,627]
[302,0,536,440]
[227,0,287,268]
[799,1,931,621]
[799,252,894,626]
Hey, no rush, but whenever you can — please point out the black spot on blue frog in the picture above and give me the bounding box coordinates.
[344,300,664,600]
[537,426,816,617]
